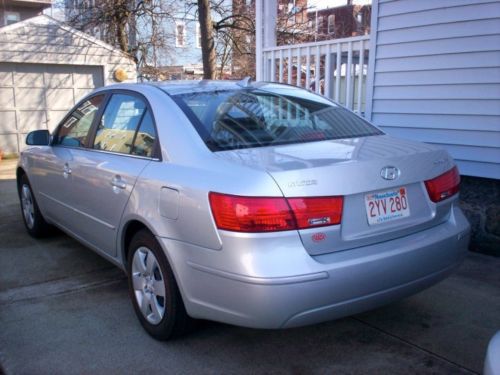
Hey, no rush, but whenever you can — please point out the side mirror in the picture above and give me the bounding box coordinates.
[26,130,50,146]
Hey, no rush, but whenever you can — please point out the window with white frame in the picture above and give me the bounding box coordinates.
[317,16,323,34]
[175,21,185,47]
[4,11,20,26]
[308,19,314,32]
[196,23,201,48]
[327,14,335,34]
[356,12,363,25]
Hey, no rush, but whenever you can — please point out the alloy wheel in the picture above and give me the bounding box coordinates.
[21,184,35,229]
[131,246,166,325]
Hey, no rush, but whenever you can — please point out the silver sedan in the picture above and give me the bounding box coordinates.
[17,81,470,339]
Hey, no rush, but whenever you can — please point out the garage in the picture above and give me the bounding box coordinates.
[0,63,104,153]
[0,15,136,154]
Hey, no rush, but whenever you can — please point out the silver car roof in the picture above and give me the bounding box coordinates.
[147,80,299,96]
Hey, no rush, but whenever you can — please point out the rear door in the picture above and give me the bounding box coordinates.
[67,92,159,256]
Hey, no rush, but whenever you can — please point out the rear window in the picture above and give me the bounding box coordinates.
[172,86,383,151]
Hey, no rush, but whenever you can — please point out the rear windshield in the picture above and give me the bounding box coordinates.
[172,86,383,151]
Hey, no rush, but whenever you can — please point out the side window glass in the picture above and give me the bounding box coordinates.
[93,94,147,154]
[132,110,157,158]
[55,95,104,147]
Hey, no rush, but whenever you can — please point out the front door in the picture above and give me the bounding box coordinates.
[36,94,105,230]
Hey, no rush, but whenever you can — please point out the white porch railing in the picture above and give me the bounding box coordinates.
[261,35,370,115]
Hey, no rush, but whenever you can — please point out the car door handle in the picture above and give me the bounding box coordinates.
[63,163,72,178]
[111,176,127,190]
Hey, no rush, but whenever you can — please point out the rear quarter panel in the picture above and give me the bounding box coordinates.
[117,158,285,264]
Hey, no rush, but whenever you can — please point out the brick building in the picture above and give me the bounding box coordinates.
[232,0,371,78]
[308,3,371,41]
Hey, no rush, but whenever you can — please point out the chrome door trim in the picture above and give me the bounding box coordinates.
[51,145,161,162]
[83,147,162,162]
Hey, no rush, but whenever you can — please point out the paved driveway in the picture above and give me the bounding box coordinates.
[1,159,499,374]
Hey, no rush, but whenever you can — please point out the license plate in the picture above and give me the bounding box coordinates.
[365,187,410,225]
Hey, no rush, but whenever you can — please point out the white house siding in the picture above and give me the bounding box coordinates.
[0,15,136,154]
[366,0,500,179]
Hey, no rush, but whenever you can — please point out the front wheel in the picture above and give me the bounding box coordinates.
[127,229,194,340]
[19,174,52,237]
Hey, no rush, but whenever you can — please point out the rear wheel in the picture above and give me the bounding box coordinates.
[19,174,51,237]
[127,229,194,340]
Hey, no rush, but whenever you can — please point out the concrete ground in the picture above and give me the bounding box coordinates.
[0,159,499,375]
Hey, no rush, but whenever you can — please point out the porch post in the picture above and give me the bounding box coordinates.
[256,0,277,81]
[256,0,263,80]
[263,0,277,48]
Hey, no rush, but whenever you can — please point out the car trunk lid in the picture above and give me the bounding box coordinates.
[216,135,457,255]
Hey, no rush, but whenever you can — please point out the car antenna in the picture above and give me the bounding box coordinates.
[237,76,252,88]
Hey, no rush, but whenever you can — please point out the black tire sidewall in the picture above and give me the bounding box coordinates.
[19,175,49,237]
[127,229,187,340]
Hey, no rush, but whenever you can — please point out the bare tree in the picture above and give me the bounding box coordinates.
[197,0,216,79]
[64,0,178,79]
[210,1,255,78]
[62,0,317,81]
[229,0,314,79]
[188,0,255,79]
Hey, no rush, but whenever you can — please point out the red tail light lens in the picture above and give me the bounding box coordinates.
[287,197,343,229]
[209,193,296,232]
[209,193,344,233]
[424,166,460,203]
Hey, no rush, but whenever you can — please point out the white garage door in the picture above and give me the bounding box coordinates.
[0,63,104,154]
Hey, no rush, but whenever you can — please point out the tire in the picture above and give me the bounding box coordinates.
[18,174,52,238]
[127,229,194,340]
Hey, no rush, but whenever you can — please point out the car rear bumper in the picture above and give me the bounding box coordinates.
[158,205,470,329]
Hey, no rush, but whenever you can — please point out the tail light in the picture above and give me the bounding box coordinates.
[209,192,343,233]
[287,197,343,229]
[425,166,460,203]
[208,193,295,232]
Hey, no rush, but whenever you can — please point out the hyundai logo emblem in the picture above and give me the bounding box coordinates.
[380,166,400,180]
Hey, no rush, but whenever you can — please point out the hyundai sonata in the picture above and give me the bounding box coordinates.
[17,80,470,339]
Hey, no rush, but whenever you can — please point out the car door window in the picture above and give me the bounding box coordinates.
[93,94,147,154]
[55,95,104,148]
[131,110,157,158]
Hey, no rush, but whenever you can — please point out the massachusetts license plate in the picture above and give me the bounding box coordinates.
[365,187,410,225]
